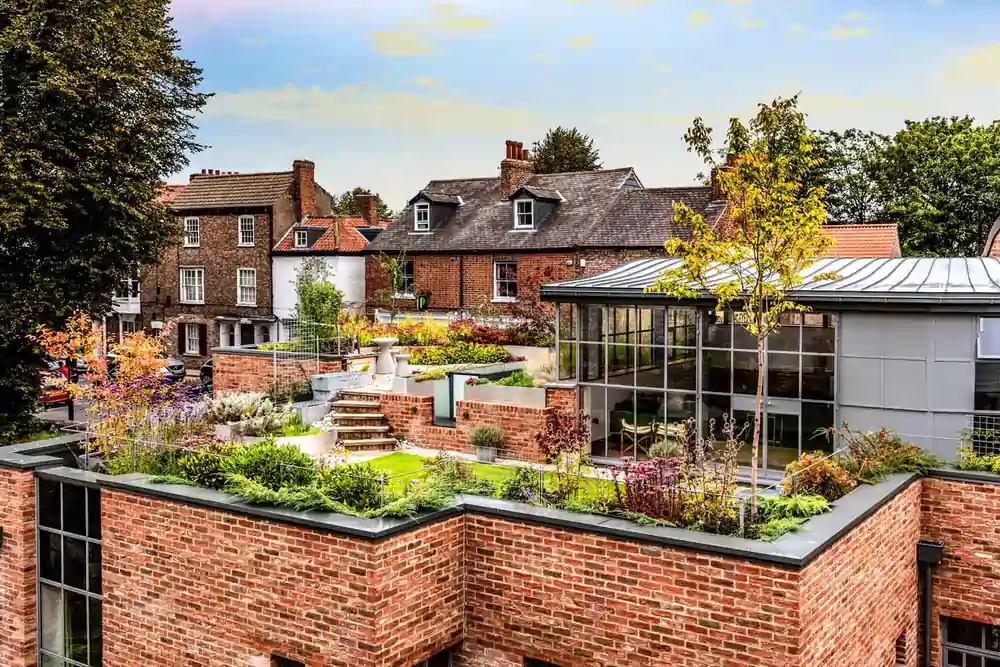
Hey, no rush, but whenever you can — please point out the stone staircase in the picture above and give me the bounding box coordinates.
[328,390,394,452]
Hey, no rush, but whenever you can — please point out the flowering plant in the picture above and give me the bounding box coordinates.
[612,457,684,521]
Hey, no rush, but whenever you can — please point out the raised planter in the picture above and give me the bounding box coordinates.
[505,345,554,367]
[311,371,372,395]
[274,431,340,458]
[292,401,331,427]
[465,383,546,408]
[475,445,498,463]
[394,376,445,396]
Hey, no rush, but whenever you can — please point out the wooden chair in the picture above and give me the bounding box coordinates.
[621,418,654,458]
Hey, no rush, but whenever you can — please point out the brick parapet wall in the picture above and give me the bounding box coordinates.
[212,350,344,393]
[544,385,578,414]
[921,476,1000,666]
[0,468,37,667]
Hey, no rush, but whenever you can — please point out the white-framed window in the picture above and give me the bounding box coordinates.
[394,260,415,298]
[121,318,137,336]
[513,199,534,230]
[184,323,200,355]
[184,217,200,247]
[414,203,430,232]
[238,215,255,246]
[237,268,257,306]
[294,229,308,248]
[179,267,204,304]
[979,317,1000,358]
[493,261,517,302]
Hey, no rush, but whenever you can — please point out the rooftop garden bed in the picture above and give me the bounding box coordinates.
[343,314,554,349]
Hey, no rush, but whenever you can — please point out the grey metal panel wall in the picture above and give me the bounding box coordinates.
[837,312,975,458]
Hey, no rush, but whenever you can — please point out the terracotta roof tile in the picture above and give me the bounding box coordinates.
[170,171,294,210]
[273,217,382,253]
[822,224,901,258]
[156,184,186,205]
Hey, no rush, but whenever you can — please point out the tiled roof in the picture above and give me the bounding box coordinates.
[579,187,728,248]
[822,224,901,258]
[368,168,642,253]
[273,216,385,253]
[170,171,295,210]
[156,184,186,205]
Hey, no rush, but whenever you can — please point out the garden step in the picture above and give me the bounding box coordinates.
[341,437,396,452]
[329,412,384,420]
[337,425,390,433]
[331,399,381,410]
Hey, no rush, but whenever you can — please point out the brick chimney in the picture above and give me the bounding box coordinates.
[292,159,316,221]
[711,153,738,200]
[500,139,534,198]
[354,194,379,226]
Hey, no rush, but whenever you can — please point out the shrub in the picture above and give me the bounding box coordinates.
[758,517,807,542]
[955,446,1000,473]
[469,424,504,450]
[221,439,317,490]
[828,425,942,483]
[412,368,445,383]
[649,436,684,460]
[316,462,383,511]
[782,452,856,501]
[757,494,830,522]
[497,466,539,502]
[537,409,591,463]
[611,457,683,522]
[206,392,267,424]
[409,341,510,366]
[496,370,534,387]
[232,407,300,437]
[177,440,238,489]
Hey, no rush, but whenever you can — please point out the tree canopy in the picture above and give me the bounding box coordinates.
[295,258,344,326]
[530,126,602,174]
[0,0,208,439]
[335,187,394,221]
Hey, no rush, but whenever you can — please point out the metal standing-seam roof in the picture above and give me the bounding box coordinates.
[540,257,1000,308]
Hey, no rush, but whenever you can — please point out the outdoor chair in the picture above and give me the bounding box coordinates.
[621,418,654,458]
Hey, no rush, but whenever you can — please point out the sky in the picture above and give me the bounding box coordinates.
[167,0,1000,211]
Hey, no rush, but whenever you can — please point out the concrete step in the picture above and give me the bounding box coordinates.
[337,425,390,434]
[329,412,384,420]
[331,399,381,412]
[341,437,396,452]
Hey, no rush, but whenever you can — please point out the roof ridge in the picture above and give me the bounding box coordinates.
[533,166,634,177]
[190,170,293,179]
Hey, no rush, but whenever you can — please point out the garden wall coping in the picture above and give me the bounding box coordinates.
[0,432,91,470]
[927,466,1000,485]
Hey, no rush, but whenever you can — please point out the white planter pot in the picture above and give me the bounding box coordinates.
[405,377,443,396]
[395,353,412,378]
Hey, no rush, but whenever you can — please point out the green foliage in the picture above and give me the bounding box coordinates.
[757,517,807,542]
[496,370,534,387]
[782,451,857,501]
[177,442,237,489]
[206,392,268,424]
[221,439,317,490]
[412,368,446,383]
[0,0,208,433]
[620,511,677,528]
[530,126,602,174]
[410,342,510,365]
[813,129,889,225]
[425,453,496,496]
[316,462,384,511]
[954,446,1000,473]
[831,424,942,483]
[469,424,504,450]
[334,186,394,221]
[294,257,344,328]
[497,466,539,502]
[757,494,830,523]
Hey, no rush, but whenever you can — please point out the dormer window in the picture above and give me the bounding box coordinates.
[514,199,534,230]
[414,203,430,231]
[294,229,308,248]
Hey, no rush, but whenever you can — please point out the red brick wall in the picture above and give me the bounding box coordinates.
[545,386,578,414]
[101,489,465,667]
[212,350,344,393]
[382,393,550,462]
[458,515,802,667]
[922,477,1000,667]
[798,480,922,667]
[0,468,37,667]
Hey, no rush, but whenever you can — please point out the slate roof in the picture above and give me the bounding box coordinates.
[170,171,295,211]
[273,216,387,253]
[822,224,901,258]
[578,187,728,248]
[368,168,711,253]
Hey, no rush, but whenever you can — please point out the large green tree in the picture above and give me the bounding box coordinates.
[0,0,208,439]
[872,117,1000,256]
[335,187,394,221]
[813,129,889,225]
[530,126,602,174]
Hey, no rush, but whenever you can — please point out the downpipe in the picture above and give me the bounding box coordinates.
[917,539,944,667]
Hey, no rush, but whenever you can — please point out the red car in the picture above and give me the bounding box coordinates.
[39,372,70,407]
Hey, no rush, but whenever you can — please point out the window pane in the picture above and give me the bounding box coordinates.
[63,537,87,591]
[39,531,61,583]
[664,392,696,427]
[802,403,835,454]
[558,343,577,381]
[946,650,963,667]
[39,479,61,530]
[64,589,89,664]
[87,488,101,540]
[88,542,102,595]
[668,307,697,347]
[40,584,64,655]
[982,318,1000,357]
[651,307,666,346]
[733,351,759,395]
[635,347,664,390]
[557,304,577,341]
[89,597,102,666]
[637,308,655,346]
[63,484,86,536]
[975,361,1000,411]
[702,309,731,348]
[41,654,64,667]
[581,306,604,342]
[767,353,800,399]
[733,319,756,350]
[581,343,604,382]
[769,313,801,352]
[767,412,800,471]
[968,656,984,667]
[608,307,635,345]
[702,349,731,393]
[802,355,835,402]
[701,394,731,439]
[607,345,634,385]
[803,313,836,354]
[988,623,1000,652]
[667,347,696,391]
[949,618,985,648]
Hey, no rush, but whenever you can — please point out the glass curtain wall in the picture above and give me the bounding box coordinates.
[557,303,837,469]
[37,479,102,667]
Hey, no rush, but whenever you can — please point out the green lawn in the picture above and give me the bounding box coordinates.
[366,452,617,498]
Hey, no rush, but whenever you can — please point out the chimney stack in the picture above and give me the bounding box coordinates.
[354,194,379,226]
[711,153,738,200]
[500,139,534,198]
[292,159,316,222]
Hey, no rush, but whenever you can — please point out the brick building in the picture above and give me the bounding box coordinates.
[2,434,1000,667]
[141,160,336,367]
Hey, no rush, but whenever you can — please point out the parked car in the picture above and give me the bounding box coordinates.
[200,359,213,392]
[39,372,70,407]
[161,355,187,383]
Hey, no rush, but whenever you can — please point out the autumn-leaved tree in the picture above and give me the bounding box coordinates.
[531,126,602,174]
[649,95,836,518]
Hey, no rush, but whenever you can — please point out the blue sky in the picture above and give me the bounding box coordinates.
[167,0,1000,210]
